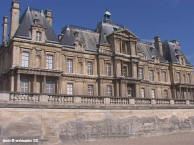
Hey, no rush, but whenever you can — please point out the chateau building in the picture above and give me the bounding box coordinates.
[0,1,194,99]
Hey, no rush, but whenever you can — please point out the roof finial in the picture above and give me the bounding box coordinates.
[104,9,111,21]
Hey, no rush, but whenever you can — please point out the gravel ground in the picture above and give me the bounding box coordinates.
[61,131,194,145]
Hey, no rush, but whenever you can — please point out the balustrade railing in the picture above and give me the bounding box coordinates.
[5,92,194,107]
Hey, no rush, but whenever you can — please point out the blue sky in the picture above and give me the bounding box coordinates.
[1,0,194,65]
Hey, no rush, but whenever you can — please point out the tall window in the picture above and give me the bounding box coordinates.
[21,52,29,67]
[187,74,191,84]
[141,88,145,98]
[122,42,126,54]
[67,83,73,95]
[46,80,55,94]
[157,72,160,81]
[139,68,144,79]
[176,72,181,83]
[107,85,112,96]
[149,70,154,81]
[21,78,29,93]
[88,85,94,96]
[87,61,93,75]
[164,90,168,99]
[46,55,53,69]
[123,66,128,77]
[36,31,42,41]
[66,59,73,73]
[162,71,167,82]
[106,63,111,76]
[151,89,155,98]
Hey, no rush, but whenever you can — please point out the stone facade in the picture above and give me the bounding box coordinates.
[0,1,194,100]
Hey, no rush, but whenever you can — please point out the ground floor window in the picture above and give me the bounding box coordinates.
[151,89,155,98]
[164,90,168,99]
[21,78,29,93]
[107,85,112,96]
[67,83,73,95]
[88,85,94,96]
[141,88,145,98]
[46,80,55,94]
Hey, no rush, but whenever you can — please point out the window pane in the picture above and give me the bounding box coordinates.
[164,90,168,98]
[67,83,73,95]
[67,59,73,73]
[151,89,155,98]
[106,63,111,76]
[107,85,112,96]
[139,68,143,79]
[46,80,55,94]
[88,85,94,96]
[36,31,42,41]
[21,52,29,67]
[141,88,145,98]
[88,61,93,75]
[21,78,29,93]
[46,55,53,69]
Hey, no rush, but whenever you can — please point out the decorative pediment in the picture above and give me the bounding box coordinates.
[113,29,138,39]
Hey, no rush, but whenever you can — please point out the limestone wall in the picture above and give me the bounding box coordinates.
[0,108,194,145]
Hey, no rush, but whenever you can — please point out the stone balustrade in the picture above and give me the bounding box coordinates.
[0,92,192,108]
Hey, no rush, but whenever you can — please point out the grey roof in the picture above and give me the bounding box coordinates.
[60,25,99,51]
[14,8,59,43]
[163,41,191,66]
[137,41,167,63]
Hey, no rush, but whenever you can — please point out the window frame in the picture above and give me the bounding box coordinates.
[67,83,73,95]
[151,89,156,98]
[141,88,145,98]
[88,84,94,96]
[21,51,30,68]
[36,31,42,42]
[107,85,113,96]
[106,62,111,76]
[138,67,144,79]
[21,78,29,93]
[149,70,154,81]
[46,54,53,70]
[66,59,73,73]
[87,61,93,75]
[46,80,55,94]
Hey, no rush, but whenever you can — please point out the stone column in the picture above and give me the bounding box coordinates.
[42,76,46,94]
[16,73,20,92]
[57,77,62,94]
[33,75,37,93]
[10,73,15,92]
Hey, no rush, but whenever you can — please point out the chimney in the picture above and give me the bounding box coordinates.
[44,10,52,26]
[10,0,20,39]
[154,36,163,56]
[2,16,8,45]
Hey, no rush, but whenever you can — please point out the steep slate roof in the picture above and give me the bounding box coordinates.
[14,8,59,43]
[163,41,191,66]
[137,41,168,63]
[60,25,99,51]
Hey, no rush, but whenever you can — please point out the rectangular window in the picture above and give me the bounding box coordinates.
[149,70,154,81]
[66,59,73,73]
[123,66,128,77]
[139,68,144,79]
[46,80,55,94]
[21,78,29,93]
[187,74,191,84]
[141,88,145,98]
[67,83,73,95]
[87,61,93,75]
[107,85,112,96]
[21,52,29,67]
[36,31,42,41]
[88,85,94,96]
[106,63,111,76]
[176,72,181,83]
[164,90,168,99]
[162,71,167,82]
[151,89,155,98]
[46,55,53,69]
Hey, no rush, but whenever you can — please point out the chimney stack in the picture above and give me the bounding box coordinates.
[154,36,163,56]
[10,0,20,39]
[44,10,52,27]
[2,16,8,45]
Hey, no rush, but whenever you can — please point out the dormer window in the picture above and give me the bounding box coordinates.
[36,31,42,41]
[33,19,39,25]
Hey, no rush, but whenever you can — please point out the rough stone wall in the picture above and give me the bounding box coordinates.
[0,108,194,145]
